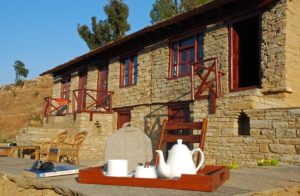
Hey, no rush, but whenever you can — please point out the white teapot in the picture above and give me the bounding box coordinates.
[156,139,204,179]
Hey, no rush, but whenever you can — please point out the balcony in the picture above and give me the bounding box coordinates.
[44,89,113,121]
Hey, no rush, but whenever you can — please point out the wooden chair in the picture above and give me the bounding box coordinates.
[34,131,68,160]
[154,118,208,166]
[56,131,88,165]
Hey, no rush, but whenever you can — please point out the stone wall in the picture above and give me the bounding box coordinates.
[202,106,300,166]
[285,0,300,106]
[261,0,287,92]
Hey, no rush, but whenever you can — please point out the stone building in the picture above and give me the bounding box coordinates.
[17,0,300,166]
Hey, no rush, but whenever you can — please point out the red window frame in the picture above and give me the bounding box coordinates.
[120,54,138,87]
[61,76,71,100]
[169,34,204,79]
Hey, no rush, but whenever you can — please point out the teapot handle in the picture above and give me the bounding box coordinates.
[191,148,205,171]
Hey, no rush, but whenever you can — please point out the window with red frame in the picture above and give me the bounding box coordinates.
[61,76,71,100]
[120,54,138,87]
[170,34,204,78]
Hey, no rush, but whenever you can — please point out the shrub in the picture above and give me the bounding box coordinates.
[257,159,279,166]
[227,162,239,169]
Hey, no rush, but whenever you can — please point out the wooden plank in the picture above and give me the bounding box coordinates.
[165,122,202,130]
[162,134,201,143]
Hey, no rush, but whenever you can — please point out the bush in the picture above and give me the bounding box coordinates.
[257,159,279,166]
[227,162,239,169]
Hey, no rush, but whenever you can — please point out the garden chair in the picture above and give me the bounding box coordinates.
[34,131,68,160]
[57,131,88,165]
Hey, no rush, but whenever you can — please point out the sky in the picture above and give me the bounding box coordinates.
[0,0,154,85]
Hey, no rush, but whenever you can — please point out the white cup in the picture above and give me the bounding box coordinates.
[106,159,128,177]
[134,166,157,179]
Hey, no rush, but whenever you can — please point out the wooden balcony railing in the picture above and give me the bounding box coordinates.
[43,97,70,120]
[191,57,225,114]
[72,89,113,120]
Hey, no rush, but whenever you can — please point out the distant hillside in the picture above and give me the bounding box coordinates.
[0,76,53,141]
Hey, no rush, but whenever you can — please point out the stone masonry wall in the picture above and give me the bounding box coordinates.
[202,106,300,167]
[285,0,300,106]
[261,0,287,92]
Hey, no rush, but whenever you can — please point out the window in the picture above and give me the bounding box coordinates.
[230,15,260,90]
[170,34,204,78]
[120,54,138,87]
[61,76,70,100]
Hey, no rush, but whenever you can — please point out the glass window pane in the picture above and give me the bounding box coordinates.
[173,50,177,64]
[181,51,187,61]
[189,48,195,62]
[180,63,186,75]
[122,57,130,86]
[197,34,204,60]
[173,64,177,77]
[180,37,194,47]
[133,55,138,84]
[124,76,129,86]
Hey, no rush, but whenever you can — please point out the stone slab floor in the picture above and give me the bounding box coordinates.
[0,157,299,196]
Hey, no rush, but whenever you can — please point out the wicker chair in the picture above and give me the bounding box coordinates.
[58,131,88,165]
[34,131,68,160]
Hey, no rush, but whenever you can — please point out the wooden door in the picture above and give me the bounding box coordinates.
[231,27,240,90]
[117,110,131,129]
[61,76,70,100]
[78,70,87,111]
[97,65,108,107]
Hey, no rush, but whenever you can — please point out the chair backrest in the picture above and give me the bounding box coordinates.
[73,131,88,147]
[52,131,68,144]
[154,118,208,165]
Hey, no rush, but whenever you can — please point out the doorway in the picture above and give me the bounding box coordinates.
[167,103,191,149]
[77,70,87,111]
[117,108,132,129]
[97,65,108,107]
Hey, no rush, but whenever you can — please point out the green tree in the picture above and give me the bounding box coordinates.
[78,0,130,50]
[104,0,130,41]
[150,0,178,24]
[150,0,211,24]
[13,60,29,86]
[179,0,210,12]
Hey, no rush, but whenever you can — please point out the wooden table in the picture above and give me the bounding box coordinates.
[0,147,12,157]
[9,145,40,160]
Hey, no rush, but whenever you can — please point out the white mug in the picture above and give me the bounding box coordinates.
[106,159,128,177]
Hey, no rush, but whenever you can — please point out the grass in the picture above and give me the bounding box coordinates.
[0,76,52,139]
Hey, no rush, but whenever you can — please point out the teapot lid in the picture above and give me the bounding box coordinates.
[169,139,189,152]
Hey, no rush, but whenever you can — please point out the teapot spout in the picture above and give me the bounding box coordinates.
[155,150,170,178]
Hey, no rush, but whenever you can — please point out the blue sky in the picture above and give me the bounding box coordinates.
[0,0,154,85]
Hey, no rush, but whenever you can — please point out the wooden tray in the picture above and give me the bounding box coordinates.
[78,165,229,192]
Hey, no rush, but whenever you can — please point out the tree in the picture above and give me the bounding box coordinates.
[104,0,130,41]
[150,0,211,24]
[77,0,130,50]
[13,60,29,86]
[150,0,178,24]
[179,0,210,12]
